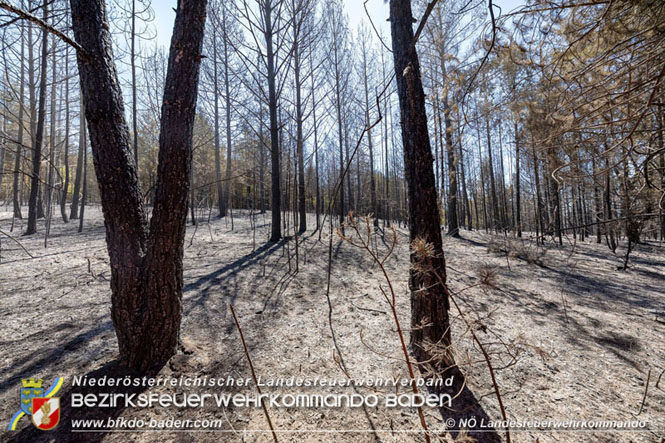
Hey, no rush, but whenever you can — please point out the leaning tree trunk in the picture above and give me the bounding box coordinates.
[70,0,207,371]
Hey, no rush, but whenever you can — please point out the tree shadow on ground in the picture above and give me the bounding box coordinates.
[429,365,502,443]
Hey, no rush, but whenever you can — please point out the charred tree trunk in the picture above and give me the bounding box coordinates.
[60,40,70,224]
[389,3,500,440]
[310,47,320,230]
[514,121,521,237]
[25,0,48,235]
[12,16,25,222]
[221,10,233,218]
[532,135,544,244]
[264,2,281,242]
[212,27,223,217]
[292,13,306,233]
[70,89,85,220]
[71,0,207,371]
[442,91,458,237]
[485,115,499,232]
[389,0,450,361]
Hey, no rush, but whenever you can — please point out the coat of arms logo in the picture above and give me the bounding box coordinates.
[8,376,63,431]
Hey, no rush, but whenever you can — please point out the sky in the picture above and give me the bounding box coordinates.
[150,0,525,51]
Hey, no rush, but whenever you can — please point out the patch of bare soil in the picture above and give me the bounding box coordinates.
[1,207,663,442]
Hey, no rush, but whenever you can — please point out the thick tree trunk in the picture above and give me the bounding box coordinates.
[71,0,207,371]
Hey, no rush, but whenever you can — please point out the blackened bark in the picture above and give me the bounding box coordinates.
[442,92,458,237]
[292,14,306,233]
[70,90,84,220]
[485,115,499,231]
[71,0,207,371]
[388,3,499,441]
[12,17,25,222]
[547,145,563,245]
[25,0,48,235]
[213,26,223,216]
[61,41,70,224]
[514,121,521,237]
[310,47,320,230]
[388,0,449,363]
[532,136,544,243]
[264,2,281,242]
[359,32,376,225]
[221,9,233,218]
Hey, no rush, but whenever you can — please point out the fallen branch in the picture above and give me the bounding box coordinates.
[637,368,651,415]
[229,304,278,443]
[0,228,33,257]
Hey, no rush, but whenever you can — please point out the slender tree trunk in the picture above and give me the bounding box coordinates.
[548,144,563,245]
[381,50,390,227]
[532,136,544,244]
[264,1,281,242]
[259,98,266,214]
[71,89,84,220]
[212,27,223,217]
[221,10,233,218]
[344,120,353,212]
[46,32,57,219]
[363,72,377,226]
[60,39,70,223]
[309,47,320,230]
[456,122,471,231]
[476,120,488,231]
[78,126,86,233]
[485,114,499,232]
[443,89,458,237]
[514,121,521,237]
[131,0,138,166]
[333,39,344,227]
[12,16,25,222]
[25,0,48,235]
[292,12,306,233]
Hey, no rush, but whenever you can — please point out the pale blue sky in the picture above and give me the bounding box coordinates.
[150,0,525,50]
